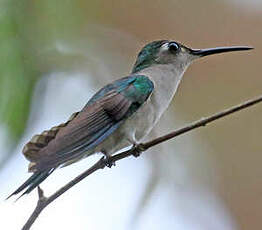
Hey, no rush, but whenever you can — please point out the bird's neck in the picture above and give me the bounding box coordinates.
[134,63,188,121]
[136,63,187,101]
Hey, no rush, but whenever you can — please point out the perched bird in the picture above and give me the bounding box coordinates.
[7,40,252,199]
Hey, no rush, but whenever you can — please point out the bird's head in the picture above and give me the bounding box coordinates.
[132,40,253,74]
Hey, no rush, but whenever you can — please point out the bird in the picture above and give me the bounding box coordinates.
[7,40,252,199]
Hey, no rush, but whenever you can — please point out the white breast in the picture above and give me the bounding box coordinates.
[123,63,188,143]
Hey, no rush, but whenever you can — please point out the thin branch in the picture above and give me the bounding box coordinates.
[21,95,262,230]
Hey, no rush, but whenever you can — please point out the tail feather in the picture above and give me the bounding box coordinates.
[6,169,54,200]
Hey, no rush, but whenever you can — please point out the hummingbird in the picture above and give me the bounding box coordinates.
[7,40,252,199]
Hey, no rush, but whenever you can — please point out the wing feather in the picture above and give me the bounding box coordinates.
[9,75,154,199]
[28,75,154,172]
[23,112,80,162]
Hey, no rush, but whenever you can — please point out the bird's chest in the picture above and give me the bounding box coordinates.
[124,98,156,141]
[123,69,184,142]
[122,83,174,142]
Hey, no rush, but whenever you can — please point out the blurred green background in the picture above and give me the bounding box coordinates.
[0,0,261,229]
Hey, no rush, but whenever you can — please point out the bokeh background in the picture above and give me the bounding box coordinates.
[0,0,261,229]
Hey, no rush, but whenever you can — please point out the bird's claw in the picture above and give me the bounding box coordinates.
[131,143,146,157]
[101,150,115,168]
[104,156,115,168]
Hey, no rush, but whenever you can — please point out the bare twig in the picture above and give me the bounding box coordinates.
[21,95,262,230]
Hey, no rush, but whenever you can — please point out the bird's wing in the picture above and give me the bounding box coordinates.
[27,75,154,172]
[23,111,80,162]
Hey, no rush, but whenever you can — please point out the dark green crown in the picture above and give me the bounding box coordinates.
[132,40,168,73]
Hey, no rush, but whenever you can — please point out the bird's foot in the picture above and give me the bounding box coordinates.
[131,143,146,158]
[101,150,115,168]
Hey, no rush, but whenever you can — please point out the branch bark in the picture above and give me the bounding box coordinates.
[21,95,262,230]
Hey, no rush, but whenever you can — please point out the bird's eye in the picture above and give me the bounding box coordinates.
[168,42,180,53]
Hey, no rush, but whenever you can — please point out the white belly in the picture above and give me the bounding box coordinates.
[122,96,157,142]
[94,99,155,154]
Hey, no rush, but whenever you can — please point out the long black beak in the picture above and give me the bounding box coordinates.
[190,46,253,57]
